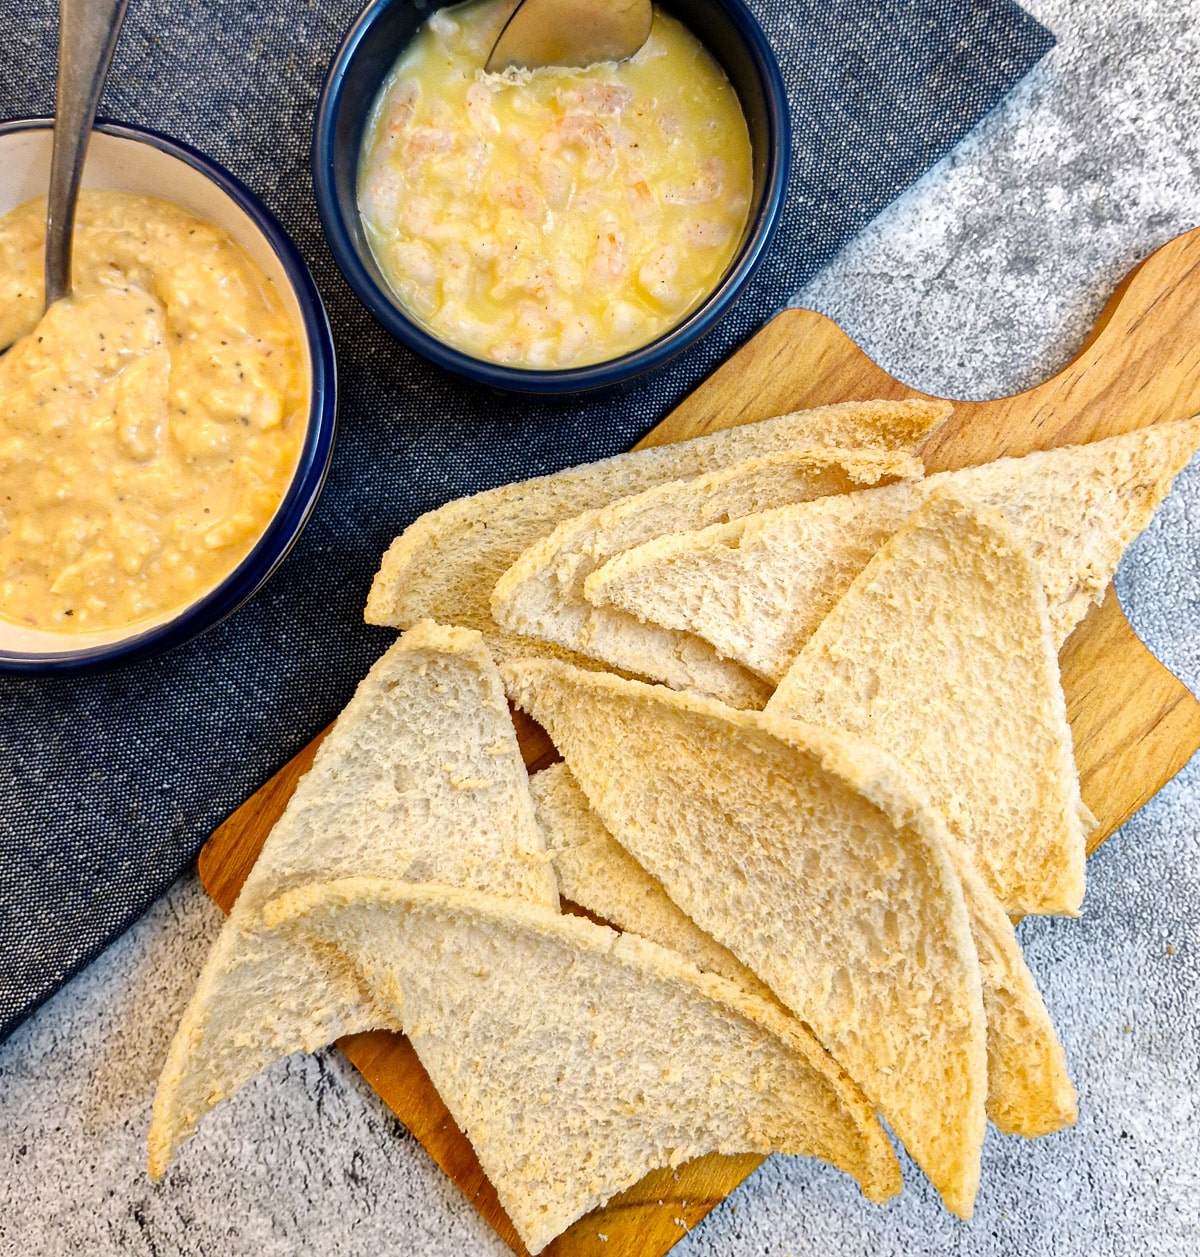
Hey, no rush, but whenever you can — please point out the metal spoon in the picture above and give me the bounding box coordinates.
[485,0,652,73]
[44,0,131,309]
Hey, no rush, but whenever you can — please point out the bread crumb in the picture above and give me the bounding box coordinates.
[1167,944,1176,955]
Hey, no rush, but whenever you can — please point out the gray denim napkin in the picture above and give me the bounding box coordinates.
[0,0,1053,1040]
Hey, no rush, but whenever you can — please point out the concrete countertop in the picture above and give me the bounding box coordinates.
[2,0,1198,1252]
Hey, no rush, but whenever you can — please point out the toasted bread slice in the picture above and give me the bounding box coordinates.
[950,854,1078,1137]
[767,494,1087,916]
[264,878,902,1253]
[148,623,556,1179]
[534,759,1075,1138]
[365,399,948,640]
[504,659,987,1218]
[531,762,777,1001]
[491,440,927,708]
[587,416,1200,682]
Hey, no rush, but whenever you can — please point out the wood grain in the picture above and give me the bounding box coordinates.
[199,226,1200,1255]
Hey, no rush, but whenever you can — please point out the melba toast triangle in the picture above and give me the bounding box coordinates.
[264,878,902,1254]
[531,762,778,1001]
[491,435,930,708]
[535,760,1077,1140]
[148,622,556,1179]
[366,399,946,633]
[768,493,1088,916]
[948,852,1078,1138]
[585,415,1200,682]
[504,659,988,1218]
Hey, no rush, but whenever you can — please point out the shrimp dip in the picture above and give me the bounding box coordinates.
[0,192,308,637]
[359,0,754,369]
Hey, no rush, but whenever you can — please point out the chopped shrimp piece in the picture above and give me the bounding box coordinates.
[457,134,490,181]
[384,83,418,141]
[556,115,616,179]
[360,167,405,229]
[428,9,459,39]
[525,339,557,368]
[607,123,637,154]
[404,127,455,164]
[488,338,526,364]
[465,81,499,134]
[572,186,606,215]
[638,243,681,306]
[390,239,438,288]
[684,219,734,249]
[591,215,628,284]
[431,299,497,343]
[638,242,678,285]
[394,277,437,320]
[427,222,476,244]
[552,253,585,293]
[546,295,575,324]
[663,157,725,205]
[494,179,545,223]
[440,242,472,300]
[538,159,572,210]
[469,234,500,265]
[370,83,418,166]
[518,130,564,166]
[556,82,634,116]
[401,195,437,235]
[556,316,593,364]
[516,301,553,339]
[626,180,655,212]
[602,300,642,339]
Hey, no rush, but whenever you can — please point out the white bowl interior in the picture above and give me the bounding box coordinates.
[0,127,315,658]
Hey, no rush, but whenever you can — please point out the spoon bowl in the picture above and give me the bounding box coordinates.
[485,0,653,72]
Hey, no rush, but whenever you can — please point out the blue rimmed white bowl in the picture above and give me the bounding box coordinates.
[314,0,791,394]
[0,120,338,675]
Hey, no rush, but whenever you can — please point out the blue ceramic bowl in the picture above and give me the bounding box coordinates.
[0,120,338,675]
[314,0,791,394]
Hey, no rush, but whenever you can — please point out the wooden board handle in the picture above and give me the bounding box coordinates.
[650,226,1200,466]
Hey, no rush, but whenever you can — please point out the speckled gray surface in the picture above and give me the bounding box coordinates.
[2,0,1198,1252]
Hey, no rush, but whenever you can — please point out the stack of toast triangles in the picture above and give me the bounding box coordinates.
[152,403,1200,1249]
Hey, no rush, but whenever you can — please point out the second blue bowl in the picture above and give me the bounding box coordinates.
[314,0,791,395]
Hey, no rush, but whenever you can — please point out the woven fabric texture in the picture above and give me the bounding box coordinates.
[0,0,1052,1040]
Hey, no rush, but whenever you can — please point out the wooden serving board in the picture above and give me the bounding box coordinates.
[200,227,1200,1255]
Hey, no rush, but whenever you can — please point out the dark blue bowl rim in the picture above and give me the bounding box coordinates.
[0,117,338,675]
[313,0,792,394]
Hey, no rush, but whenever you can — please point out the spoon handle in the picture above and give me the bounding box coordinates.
[45,0,131,307]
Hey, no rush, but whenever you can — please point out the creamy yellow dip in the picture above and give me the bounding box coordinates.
[0,192,307,636]
[359,0,753,368]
